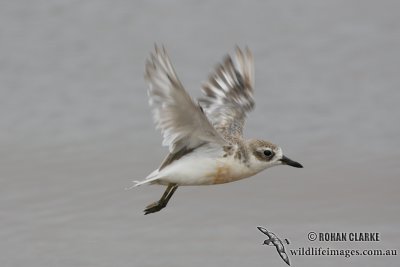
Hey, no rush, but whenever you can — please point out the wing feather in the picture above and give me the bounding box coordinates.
[145,45,226,155]
[199,47,255,140]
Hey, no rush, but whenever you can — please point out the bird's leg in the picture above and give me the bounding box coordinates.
[144,183,178,215]
[144,184,173,214]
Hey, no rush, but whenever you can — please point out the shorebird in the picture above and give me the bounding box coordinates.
[132,45,303,214]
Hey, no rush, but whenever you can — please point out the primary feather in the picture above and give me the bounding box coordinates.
[199,47,255,141]
[144,45,226,165]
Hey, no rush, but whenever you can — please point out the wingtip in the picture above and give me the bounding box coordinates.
[257,226,268,233]
[245,46,253,58]
[233,45,253,58]
[154,43,159,53]
[153,43,168,55]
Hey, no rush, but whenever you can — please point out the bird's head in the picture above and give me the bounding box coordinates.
[263,239,273,245]
[247,139,303,173]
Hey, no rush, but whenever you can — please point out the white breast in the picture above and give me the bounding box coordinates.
[155,147,257,186]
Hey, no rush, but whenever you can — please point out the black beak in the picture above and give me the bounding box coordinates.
[281,155,303,168]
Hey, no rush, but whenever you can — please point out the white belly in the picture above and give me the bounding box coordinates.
[155,154,255,186]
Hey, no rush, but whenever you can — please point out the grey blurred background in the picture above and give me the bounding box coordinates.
[1,1,399,266]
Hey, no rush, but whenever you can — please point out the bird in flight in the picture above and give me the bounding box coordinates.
[257,226,291,266]
[132,45,303,214]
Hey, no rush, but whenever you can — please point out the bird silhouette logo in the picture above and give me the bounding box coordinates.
[257,226,291,266]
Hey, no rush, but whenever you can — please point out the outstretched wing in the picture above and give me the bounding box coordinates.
[145,45,226,157]
[258,226,274,239]
[199,47,255,140]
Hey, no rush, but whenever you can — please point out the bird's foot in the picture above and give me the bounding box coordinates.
[144,200,166,215]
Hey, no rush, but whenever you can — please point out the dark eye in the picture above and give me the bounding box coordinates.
[263,150,273,157]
